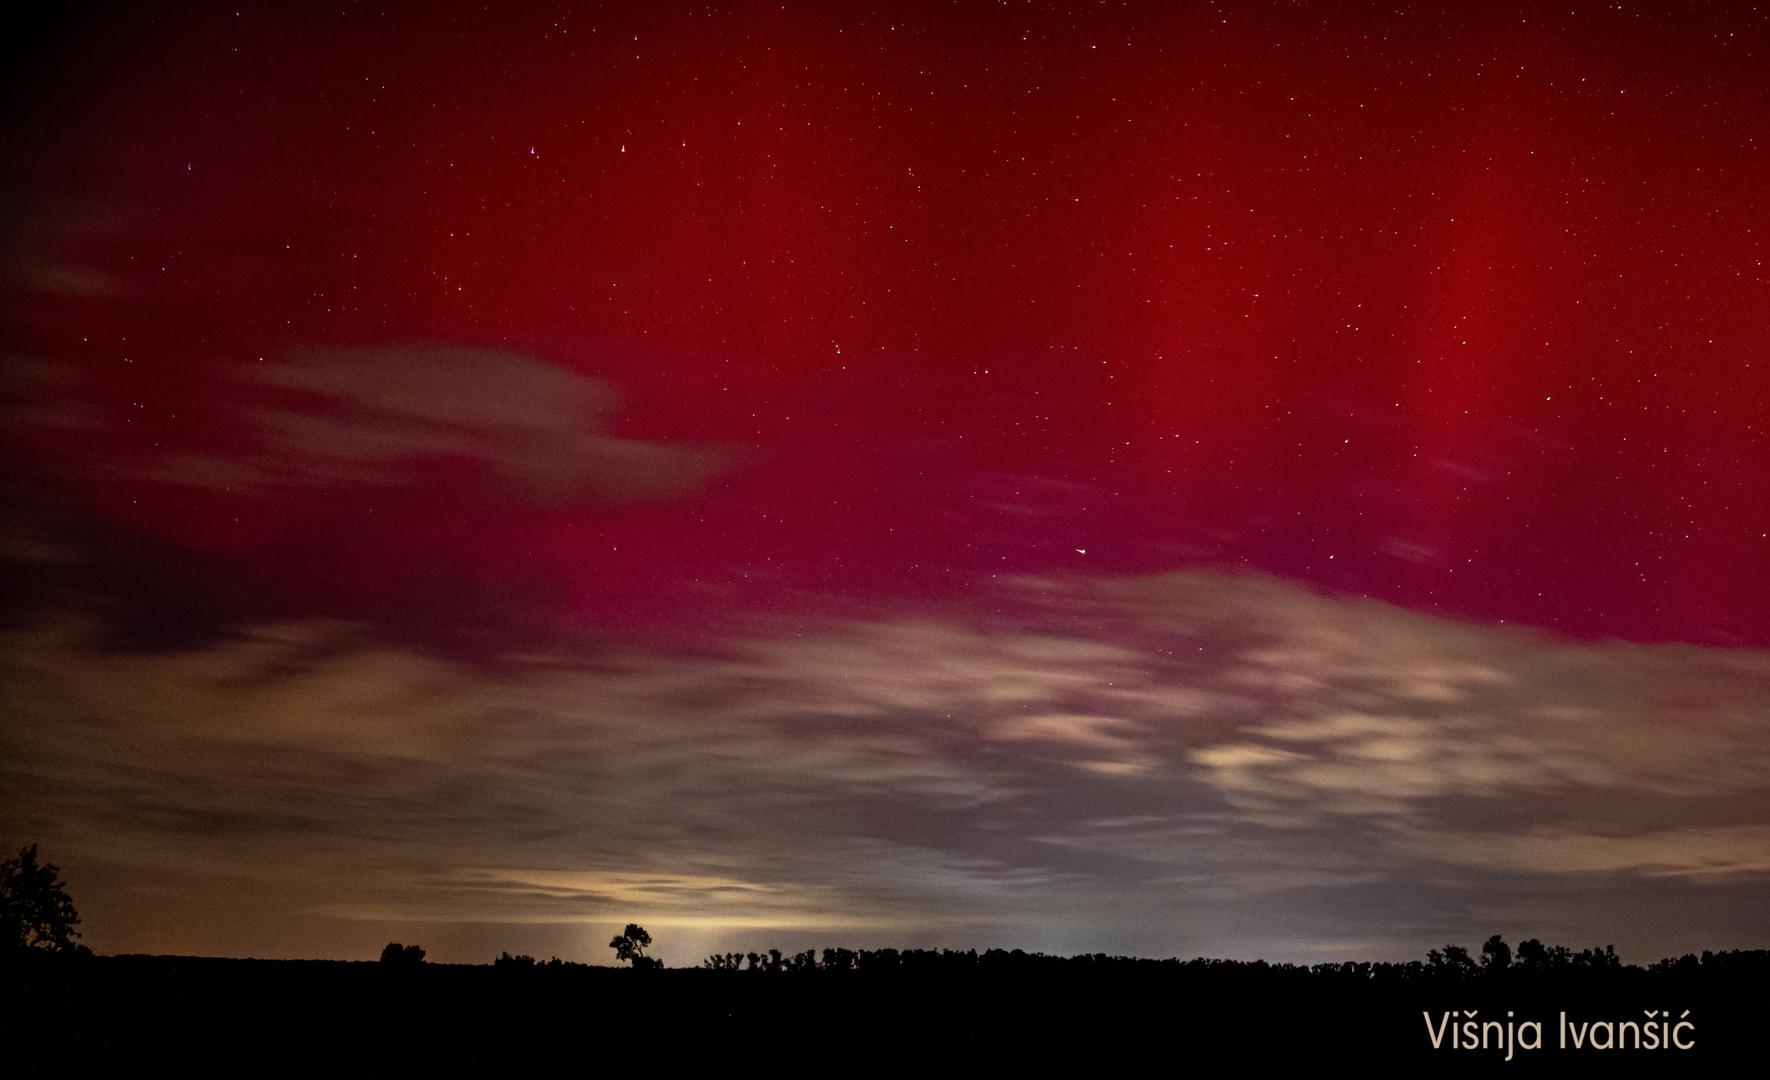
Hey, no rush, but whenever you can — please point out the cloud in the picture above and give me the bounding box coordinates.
[986,713,1159,776]
[1402,826,1770,880]
[6,343,720,509]
[0,193,131,298]
[4,569,1769,963]
[1129,573,1770,833]
[190,345,720,506]
[0,343,731,649]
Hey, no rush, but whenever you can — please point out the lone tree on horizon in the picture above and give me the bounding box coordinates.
[608,923,656,969]
[1,843,84,955]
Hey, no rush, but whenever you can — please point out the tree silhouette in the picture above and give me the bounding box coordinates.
[1,843,83,954]
[1480,933,1512,971]
[608,923,655,968]
[1515,937,1548,968]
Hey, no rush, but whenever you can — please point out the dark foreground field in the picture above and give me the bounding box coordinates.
[5,950,1767,1073]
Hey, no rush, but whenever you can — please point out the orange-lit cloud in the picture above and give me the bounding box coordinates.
[5,570,1767,964]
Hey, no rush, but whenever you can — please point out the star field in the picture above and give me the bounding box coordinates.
[3,2,1768,964]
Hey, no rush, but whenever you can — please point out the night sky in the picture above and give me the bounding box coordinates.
[4,2,1769,966]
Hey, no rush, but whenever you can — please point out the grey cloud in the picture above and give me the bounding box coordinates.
[1394,825,1770,880]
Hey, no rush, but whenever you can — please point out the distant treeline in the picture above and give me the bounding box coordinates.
[686,934,1770,977]
[482,934,1770,978]
[690,938,1770,978]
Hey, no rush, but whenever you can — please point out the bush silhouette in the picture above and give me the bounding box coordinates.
[379,942,426,966]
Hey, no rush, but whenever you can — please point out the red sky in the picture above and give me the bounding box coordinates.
[4,2,1769,964]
